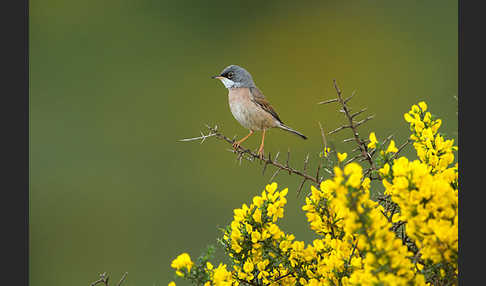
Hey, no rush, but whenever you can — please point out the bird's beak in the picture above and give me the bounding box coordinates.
[211,75,224,80]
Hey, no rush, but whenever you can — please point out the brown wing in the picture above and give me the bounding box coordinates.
[249,86,283,124]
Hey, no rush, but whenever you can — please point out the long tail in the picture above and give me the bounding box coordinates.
[278,123,307,140]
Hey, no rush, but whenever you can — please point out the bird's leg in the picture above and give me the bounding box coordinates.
[257,129,266,159]
[232,130,254,150]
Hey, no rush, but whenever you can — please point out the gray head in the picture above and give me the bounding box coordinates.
[211,65,256,89]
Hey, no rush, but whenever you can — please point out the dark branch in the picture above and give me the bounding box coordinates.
[180,125,319,187]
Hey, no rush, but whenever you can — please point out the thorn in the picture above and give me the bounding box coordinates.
[286,148,291,175]
[343,137,355,143]
[344,90,356,104]
[303,153,310,172]
[350,107,368,119]
[200,131,207,144]
[354,114,375,127]
[262,152,271,175]
[297,178,307,196]
[318,121,328,154]
[116,272,128,286]
[269,169,281,183]
[332,79,342,95]
[352,146,362,153]
[317,98,339,105]
[329,125,351,135]
[316,160,322,182]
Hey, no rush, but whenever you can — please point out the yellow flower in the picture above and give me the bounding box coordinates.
[257,259,270,271]
[245,223,252,234]
[411,104,420,113]
[361,177,371,190]
[252,196,263,207]
[231,241,242,253]
[274,227,285,241]
[403,113,414,123]
[168,282,176,286]
[252,208,262,224]
[418,101,427,112]
[171,253,194,273]
[266,182,278,194]
[393,176,409,189]
[431,119,442,133]
[344,163,362,188]
[386,140,398,154]
[379,163,390,176]
[243,260,254,273]
[368,132,378,148]
[323,147,331,157]
[337,152,348,162]
[251,230,261,243]
[213,263,232,285]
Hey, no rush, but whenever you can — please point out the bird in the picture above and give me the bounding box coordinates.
[211,65,307,159]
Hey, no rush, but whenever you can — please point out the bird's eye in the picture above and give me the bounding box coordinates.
[227,72,234,79]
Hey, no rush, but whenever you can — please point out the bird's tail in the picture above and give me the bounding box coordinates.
[278,123,307,140]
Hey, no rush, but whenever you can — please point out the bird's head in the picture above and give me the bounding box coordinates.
[212,65,256,89]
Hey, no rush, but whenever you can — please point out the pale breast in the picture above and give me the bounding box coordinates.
[227,88,278,131]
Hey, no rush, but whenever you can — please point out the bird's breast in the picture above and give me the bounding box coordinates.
[227,88,277,131]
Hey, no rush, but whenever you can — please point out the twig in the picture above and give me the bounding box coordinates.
[297,154,310,196]
[318,121,328,155]
[350,107,368,119]
[269,168,281,183]
[262,152,271,175]
[178,128,217,143]
[391,139,413,160]
[317,98,339,105]
[344,237,359,274]
[235,277,259,286]
[90,273,109,286]
[90,272,128,286]
[272,271,294,283]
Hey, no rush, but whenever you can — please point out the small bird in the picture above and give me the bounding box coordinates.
[212,65,307,159]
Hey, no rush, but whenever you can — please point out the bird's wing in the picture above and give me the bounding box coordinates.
[249,86,283,123]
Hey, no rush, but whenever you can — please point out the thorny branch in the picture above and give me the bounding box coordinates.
[180,124,319,194]
[321,80,377,179]
[320,80,412,183]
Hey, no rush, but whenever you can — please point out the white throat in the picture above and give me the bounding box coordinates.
[219,78,242,89]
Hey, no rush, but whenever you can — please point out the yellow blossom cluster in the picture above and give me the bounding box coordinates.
[207,263,233,286]
[171,253,194,277]
[378,102,458,278]
[170,254,233,286]
[302,163,426,285]
[404,101,457,173]
[222,182,297,285]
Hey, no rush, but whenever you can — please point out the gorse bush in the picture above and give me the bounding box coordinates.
[169,101,458,286]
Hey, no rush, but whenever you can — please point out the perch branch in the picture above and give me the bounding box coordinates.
[180,125,319,186]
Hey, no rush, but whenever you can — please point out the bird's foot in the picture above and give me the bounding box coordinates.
[257,147,265,160]
[232,141,241,151]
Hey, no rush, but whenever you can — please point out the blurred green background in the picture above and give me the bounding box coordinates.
[30,0,457,285]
